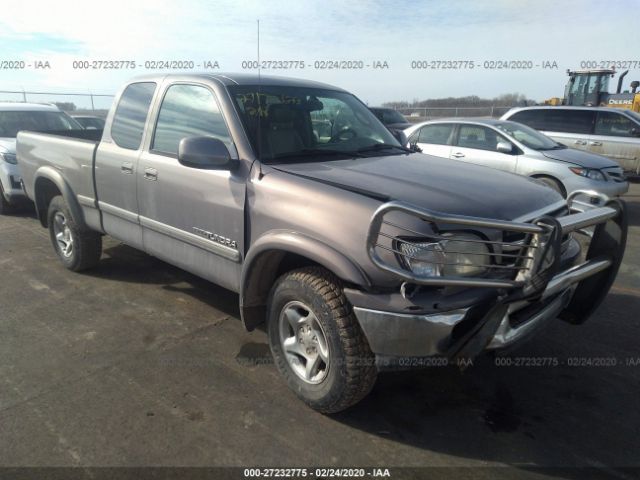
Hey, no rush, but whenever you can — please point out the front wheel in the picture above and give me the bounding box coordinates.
[47,196,102,271]
[535,175,566,198]
[267,267,377,413]
[0,186,12,215]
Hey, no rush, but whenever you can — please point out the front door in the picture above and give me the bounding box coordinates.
[137,82,245,292]
[450,124,517,172]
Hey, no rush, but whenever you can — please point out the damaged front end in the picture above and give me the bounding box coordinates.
[351,193,627,366]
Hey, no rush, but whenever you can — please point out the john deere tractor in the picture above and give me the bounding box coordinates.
[546,68,640,111]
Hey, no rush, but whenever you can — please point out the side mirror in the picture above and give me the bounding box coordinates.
[497,141,514,154]
[178,136,235,169]
[630,128,640,137]
[390,128,408,146]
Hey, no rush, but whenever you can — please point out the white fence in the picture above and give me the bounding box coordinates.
[394,106,513,120]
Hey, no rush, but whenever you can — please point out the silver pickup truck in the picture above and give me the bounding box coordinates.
[17,74,627,413]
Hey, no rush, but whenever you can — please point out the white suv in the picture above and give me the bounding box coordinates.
[0,103,81,213]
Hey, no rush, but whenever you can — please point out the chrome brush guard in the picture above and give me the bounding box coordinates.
[366,200,621,291]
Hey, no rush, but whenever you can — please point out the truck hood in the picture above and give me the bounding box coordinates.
[541,147,618,169]
[0,137,16,154]
[272,153,562,221]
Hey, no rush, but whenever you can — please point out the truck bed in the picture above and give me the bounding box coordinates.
[16,130,101,208]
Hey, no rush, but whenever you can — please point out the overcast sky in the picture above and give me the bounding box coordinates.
[0,0,638,106]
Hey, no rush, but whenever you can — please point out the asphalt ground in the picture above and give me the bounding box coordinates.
[1,185,639,480]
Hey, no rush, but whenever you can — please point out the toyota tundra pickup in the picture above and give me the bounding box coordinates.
[16,74,627,413]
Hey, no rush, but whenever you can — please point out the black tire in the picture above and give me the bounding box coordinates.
[0,185,12,215]
[535,176,566,198]
[267,267,377,414]
[47,195,102,271]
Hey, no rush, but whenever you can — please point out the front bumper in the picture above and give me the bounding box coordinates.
[352,256,610,357]
[568,179,628,201]
[0,162,28,203]
[354,198,627,361]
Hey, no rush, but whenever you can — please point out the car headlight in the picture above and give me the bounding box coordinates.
[569,167,605,181]
[398,233,490,277]
[0,153,17,165]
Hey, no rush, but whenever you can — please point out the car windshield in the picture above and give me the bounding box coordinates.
[623,110,640,124]
[495,121,565,151]
[228,85,400,163]
[75,117,105,129]
[0,110,82,138]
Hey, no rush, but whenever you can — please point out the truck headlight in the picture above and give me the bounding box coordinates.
[398,233,490,277]
[0,153,17,165]
[569,167,605,181]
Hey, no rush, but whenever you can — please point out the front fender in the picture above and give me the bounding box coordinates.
[33,166,86,229]
[239,230,371,330]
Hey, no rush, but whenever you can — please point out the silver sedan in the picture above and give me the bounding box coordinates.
[404,118,628,201]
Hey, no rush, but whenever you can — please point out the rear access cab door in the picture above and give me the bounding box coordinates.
[95,81,157,249]
[408,123,454,159]
[589,110,640,172]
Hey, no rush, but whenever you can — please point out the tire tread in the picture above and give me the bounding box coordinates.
[271,267,377,414]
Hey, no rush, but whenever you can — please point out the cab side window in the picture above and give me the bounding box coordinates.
[152,84,232,156]
[417,124,454,145]
[111,82,157,150]
[456,125,500,151]
[594,111,636,137]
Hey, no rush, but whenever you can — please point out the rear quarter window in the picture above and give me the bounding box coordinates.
[110,82,156,150]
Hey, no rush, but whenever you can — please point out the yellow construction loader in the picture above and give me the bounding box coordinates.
[545,68,640,111]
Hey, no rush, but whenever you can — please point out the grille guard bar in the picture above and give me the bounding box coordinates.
[366,200,620,289]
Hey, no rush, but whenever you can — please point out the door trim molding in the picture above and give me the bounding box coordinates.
[98,201,139,223]
[140,215,241,262]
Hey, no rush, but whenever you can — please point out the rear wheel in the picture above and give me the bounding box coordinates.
[267,267,377,413]
[47,196,102,271]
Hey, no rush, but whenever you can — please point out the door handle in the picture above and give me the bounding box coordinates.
[452,152,465,158]
[574,140,587,145]
[589,141,603,146]
[144,168,158,181]
[121,162,134,174]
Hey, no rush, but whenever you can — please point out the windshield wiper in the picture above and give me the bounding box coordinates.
[270,148,366,162]
[356,143,413,154]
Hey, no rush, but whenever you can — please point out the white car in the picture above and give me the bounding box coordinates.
[0,103,82,213]
[501,106,640,174]
[404,118,628,201]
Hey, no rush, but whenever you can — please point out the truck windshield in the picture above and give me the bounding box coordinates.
[0,111,82,138]
[495,121,566,151]
[228,85,400,163]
